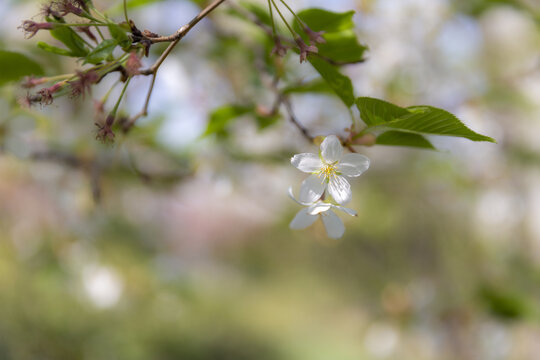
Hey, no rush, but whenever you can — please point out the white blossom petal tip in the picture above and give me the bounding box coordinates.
[299,174,325,204]
[335,205,357,217]
[328,175,352,205]
[320,135,343,163]
[291,153,322,173]
[290,208,318,230]
[288,186,312,206]
[337,153,370,177]
[321,210,345,239]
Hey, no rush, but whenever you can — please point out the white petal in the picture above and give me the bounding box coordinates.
[307,202,332,215]
[299,174,326,204]
[320,135,343,163]
[321,210,345,239]
[337,153,370,177]
[287,187,312,206]
[334,205,357,217]
[290,208,318,230]
[291,153,322,173]
[328,175,352,205]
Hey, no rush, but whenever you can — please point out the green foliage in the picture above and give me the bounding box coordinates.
[356,97,411,126]
[479,285,532,320]
[389,106,495,142]
[239,1,273,26]
[308,57,355,107]
[203,105,254,137]
[0,50,43,86]
[108,24,131,50]
[50,25,89,57]
[282,80,333,95]
[375,130,435,149]
[296,8,355,32]
[296,8,367,64]
[356,97,495,147]
[84,39,117,64]
[37,42,74,57]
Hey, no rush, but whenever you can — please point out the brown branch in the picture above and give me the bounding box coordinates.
[126,0,226,130]
[147,0,227,44]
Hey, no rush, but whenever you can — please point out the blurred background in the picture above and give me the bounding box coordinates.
[1,0,540,359]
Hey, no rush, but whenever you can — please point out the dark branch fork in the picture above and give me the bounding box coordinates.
[123,0,227,131]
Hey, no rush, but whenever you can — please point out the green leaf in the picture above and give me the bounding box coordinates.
[282,79,333,95]
[376,131,435,149]
[50,25,89,57]
[480,285,532,320]
[388,106,495,142]
[108,24,131,50]
[356,97,410,126]
[0,50,43,86]
[296,8,355,32]
[203,105,254,137]
[84,39,117,64]
[238,1,273,26]
[295,8,367,63]
[37,42,74,57]
[357,97,495,143]
[316,31,367,64]
[308,57,355,107]
[255,114,279,130]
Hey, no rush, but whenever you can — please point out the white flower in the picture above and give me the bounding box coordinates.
[291,135,370,205]
[288,187,357,239]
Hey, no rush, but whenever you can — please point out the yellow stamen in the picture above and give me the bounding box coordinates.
[318,163,338,181]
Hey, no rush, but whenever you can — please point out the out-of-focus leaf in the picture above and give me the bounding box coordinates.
[308,57,355,107]
[255,113,279,130]
[37,42,74,57]
[108,24,131,49]
[50,25,89,57]
[84,39,117,64]
[0,50,43,86]
[203,105,253,137]
[296,8,367,63]
[282,79,333,95]
[239,1,273,26]
[376,131,435,149]
[480,285,532,320]
[316,31,367,64]
[296,8,355,32]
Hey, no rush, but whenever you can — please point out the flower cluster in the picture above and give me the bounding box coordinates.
[18,0,150,143]
[289,135,370,239]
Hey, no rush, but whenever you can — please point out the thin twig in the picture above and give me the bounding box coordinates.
[145,0,227,44]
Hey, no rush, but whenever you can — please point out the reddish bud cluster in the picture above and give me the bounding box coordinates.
[37,82,63,105]
[125,53,142,76]
[95,115,116,144]
[295,37,318,63]
[69,70,99,99]
[19,21,55,38]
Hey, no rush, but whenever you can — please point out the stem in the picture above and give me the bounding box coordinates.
[111,77,131,116]
[278,0,305,28]
[123,0,130,24]
[95,26,106,41]
[148,0,228,43]
[269,0,296,37]
[58,23,109,27]
[141,0,227,75]
[267,0,277,36]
